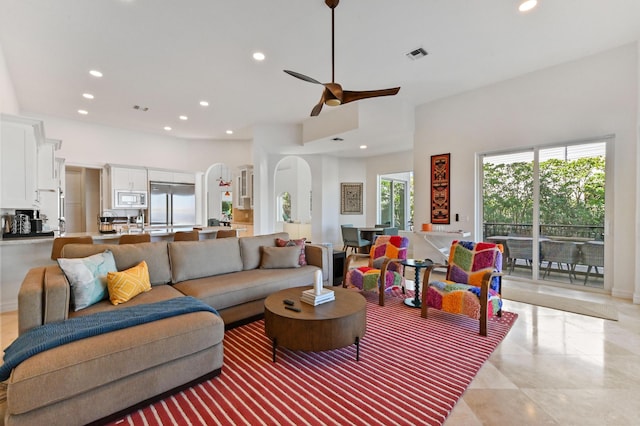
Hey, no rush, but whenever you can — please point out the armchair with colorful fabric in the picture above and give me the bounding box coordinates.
[343,235,409,306]
[420,240,503,336]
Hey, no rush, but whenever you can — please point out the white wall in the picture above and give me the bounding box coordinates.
[0,42,19,114]
[414,43,639,300]
[22,113,252,173]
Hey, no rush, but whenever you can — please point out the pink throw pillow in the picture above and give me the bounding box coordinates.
[275,237,307,266]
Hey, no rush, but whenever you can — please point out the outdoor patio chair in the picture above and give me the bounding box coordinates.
[580,241,604,285]
[343,235,408,306]
[505,238,533,274]
[541,240,580,283]
[421,240,503,336]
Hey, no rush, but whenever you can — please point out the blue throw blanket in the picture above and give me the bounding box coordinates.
[1,296,219,381]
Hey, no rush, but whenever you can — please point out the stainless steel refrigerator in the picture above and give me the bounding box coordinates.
[149,182,196,226]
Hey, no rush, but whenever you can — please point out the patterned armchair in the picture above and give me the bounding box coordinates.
[344,235,409,306]
[421,241,503,336]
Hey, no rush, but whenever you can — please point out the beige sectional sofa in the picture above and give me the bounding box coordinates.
[1,232,330,426]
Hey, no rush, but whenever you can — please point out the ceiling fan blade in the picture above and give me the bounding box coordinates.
[342,87,401,104]
[311,101,324,117]
[283,70,323,85]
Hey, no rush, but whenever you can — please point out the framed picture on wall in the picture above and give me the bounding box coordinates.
[431,153,450,224]
[340,182,363,215]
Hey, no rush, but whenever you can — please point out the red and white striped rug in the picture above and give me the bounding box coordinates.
[110,291,517,426]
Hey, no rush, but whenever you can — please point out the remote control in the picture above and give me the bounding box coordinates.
[285,306,301,312]
[283,299,294,306]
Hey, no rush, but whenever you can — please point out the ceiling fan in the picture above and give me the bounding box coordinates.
[284,0,400,117]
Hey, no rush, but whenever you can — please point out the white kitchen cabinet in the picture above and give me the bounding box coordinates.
[0,114,43,209]
[109,166,148,191]
[37,138,61,191]
[148,168,195,184]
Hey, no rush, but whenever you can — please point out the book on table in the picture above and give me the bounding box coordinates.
[301,288,335,306]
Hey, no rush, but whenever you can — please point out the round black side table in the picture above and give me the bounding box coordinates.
[400,259,433,308]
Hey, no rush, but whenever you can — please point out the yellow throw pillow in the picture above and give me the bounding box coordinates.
[107,261,152,305]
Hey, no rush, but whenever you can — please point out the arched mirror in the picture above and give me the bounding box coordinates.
[205,163,233,226]
[274,156,312,240]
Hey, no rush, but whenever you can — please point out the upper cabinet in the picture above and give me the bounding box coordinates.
[236,165,253,209]
[0,114,43,209]
[37,138,62,191]
[148,168,195,184]
[109,165,148,191]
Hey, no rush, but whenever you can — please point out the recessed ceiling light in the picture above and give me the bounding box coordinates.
[252,52,265,61]
[360,145,367,149]
[199,101,209,107]
[78,109,88,115]
[518,0,537,12]
[89,70,103,78]
[179,115,188,120]
[82,93,94,99]
[164,126,172,131]
[226,130,234,135]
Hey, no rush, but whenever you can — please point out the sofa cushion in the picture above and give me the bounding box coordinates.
[173,265,321,311]
[107,261,152,305]
[69,285,184,318]
[57,251,117,311]
[61,242,172,286]
[169,238,243,283]
[239,232,289,270]
[275,237,307,266]
[260,246,301,269]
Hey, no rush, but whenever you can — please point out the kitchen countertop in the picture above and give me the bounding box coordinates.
[0,226,246,245]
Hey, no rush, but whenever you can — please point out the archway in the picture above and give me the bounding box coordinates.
[274,156,312,239]
[204,163,232,225]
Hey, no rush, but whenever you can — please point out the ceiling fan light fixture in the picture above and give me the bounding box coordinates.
[325,99,341,107]
[519,0,537,12]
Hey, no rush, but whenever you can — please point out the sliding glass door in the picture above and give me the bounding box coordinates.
[481,140,607,289]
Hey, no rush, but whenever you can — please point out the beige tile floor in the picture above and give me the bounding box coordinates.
[2,279,639,425]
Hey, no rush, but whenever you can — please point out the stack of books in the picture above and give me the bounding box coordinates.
[301,288,335,306]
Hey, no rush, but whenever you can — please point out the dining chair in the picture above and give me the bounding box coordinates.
[343,235,408,306]
[51,236,93,260]
[579,241,604,284]
[341,225,370,254]
[173,230,199,241]
[421,240,503,336]
[118,234,151,244]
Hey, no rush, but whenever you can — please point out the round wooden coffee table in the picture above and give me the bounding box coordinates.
[264,286,366,362]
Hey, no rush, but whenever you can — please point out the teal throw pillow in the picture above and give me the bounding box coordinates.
[57,250,117,311]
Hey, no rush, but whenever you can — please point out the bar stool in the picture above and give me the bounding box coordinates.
[51,236,93,260]
[216,229,237,238]
[173,230,199,241]
[119,234,151,244]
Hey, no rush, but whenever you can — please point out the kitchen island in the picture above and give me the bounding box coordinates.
[0,226,245,312]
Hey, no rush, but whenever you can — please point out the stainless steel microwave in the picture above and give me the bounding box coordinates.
[114,190,148,209]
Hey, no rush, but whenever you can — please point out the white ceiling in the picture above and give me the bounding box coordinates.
[2,0,640,157]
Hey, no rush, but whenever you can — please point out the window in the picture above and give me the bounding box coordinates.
[378,172,413,230]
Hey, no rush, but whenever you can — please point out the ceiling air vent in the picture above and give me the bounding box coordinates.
[406,47,428,61]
